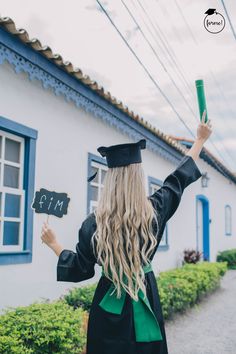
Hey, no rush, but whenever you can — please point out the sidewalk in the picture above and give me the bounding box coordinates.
[165,269,236,354]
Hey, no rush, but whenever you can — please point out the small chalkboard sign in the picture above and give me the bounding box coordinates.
[31,188,70,218]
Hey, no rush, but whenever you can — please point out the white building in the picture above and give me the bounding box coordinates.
[0,17,235,312]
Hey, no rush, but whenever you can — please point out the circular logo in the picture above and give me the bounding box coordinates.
[204,9,225,34]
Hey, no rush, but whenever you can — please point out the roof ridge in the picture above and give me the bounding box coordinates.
[0,15,235,183]
[0,15,187,156]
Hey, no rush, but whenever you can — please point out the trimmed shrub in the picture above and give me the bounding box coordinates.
[217,248,236,269]
[62,261,227,320]
[158,275,196,318]
[0,300,87,354]
[62,283,97,311]
[0,261,227,353]
[157,261,227,319]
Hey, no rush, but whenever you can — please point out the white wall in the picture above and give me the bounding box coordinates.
[0,61,235,312]
[200,163,236,260]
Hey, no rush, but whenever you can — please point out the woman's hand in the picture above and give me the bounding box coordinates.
[41,221,57,248]
[41,221,64,256]
[197,110,213,143]
[186,110,213,161]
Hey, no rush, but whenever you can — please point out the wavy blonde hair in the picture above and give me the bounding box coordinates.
[91,162,159,301]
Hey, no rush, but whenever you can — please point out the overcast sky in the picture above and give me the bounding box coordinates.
[1,0,236,171]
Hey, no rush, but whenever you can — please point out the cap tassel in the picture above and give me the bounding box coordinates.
[97,146,107,157]
[138,139,146,149]
[87,171,98,183]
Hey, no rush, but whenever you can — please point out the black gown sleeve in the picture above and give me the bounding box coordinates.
[148,155,202,238]
[57,215,96,282]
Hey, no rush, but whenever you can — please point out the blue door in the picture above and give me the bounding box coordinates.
[196,195,210,261]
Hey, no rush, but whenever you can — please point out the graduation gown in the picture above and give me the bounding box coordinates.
[57,155,202,354]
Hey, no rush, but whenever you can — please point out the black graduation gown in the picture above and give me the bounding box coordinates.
[57,155,202,354]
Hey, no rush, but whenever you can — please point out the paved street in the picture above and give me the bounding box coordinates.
[165,270,236,354]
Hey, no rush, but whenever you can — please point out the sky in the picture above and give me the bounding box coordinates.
[1,0,236,172]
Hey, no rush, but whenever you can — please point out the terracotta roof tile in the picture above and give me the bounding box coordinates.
[0,15,235,183]
[0,16,188,151]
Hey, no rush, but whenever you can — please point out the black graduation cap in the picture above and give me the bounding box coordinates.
[87,139,146,182]
[205,9,216,15]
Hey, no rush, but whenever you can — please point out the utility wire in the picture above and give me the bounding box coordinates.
[96,0,234,180]
[129,0,196,102]
[137,0,206,123]
[208,71,236,165]
[169,0,236,169]
[138,0,200,113]
[96,0,196,138]
[128,0,234,170]
[221,0,236,40]
[121,0,200,126]
[173,0,235,121]
[174,0,234,118]
[173,0,197,45]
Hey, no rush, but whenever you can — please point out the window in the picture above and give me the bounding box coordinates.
[0,132,25,251]
[0,116,37,265]
[148,176,169,249]
[225,205,232,236]
[87,153,108,214]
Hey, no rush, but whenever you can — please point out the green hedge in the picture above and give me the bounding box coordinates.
[158,261,227,318]
[62,283,97,312]
[63,261,228,319]
[217,248,236,269]
[0,261,228,353]
[0,301,87,354]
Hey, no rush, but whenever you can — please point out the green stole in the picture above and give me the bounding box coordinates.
[99,263,163,342]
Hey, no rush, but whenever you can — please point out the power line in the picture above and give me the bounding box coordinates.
[129,0,196,102]
[221,0,236,40]
[121,0,200,125]
[208,70,236,165]
[167,0,236,169]
[96,0,196,138]
[129,0,235,170]
[139,0,201,111]
[96,1,234,180]
[138,0,215,123]
[210,69,235,120]
[156,0,183,45]
[173,0,236,122]
[173,0,197,45]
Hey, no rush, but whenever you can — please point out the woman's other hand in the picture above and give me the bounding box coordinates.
[197,110,213,143]
[41,221,64,256]
[41,221,57,248]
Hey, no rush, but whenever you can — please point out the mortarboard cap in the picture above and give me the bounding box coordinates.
[205,9,216,15]
[87,139,146,182]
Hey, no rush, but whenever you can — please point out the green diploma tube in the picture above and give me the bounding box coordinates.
[195,79,208,123]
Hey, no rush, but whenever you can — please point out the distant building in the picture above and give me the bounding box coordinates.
[0,17,235,312]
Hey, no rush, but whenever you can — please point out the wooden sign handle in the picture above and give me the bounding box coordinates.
[42,215,50,244]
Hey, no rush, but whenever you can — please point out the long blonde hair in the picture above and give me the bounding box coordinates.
[91,162,159,301]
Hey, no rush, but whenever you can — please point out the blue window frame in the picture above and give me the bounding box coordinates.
[148,176,169,250]
[87,152,108,215]
[225,204,232,236]
[0,116,37,265]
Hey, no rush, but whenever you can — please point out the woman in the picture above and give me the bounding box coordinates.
[41,113,212,354]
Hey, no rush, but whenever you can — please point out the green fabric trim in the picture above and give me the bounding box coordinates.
[99,263,163,342]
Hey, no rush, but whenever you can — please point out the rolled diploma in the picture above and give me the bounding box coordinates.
[195,79,208,123]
